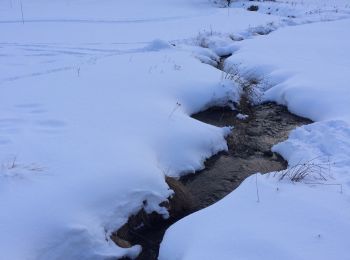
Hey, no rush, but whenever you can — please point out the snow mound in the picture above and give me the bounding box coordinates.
[145,39,172,51]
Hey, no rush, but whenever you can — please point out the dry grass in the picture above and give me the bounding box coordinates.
[223,64,266,103]
[275,157,332,182]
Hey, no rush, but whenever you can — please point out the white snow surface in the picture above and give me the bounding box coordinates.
[236,113,249,120]
[1,0,350,259]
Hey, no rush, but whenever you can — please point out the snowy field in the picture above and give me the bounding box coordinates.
[1,0,350,259]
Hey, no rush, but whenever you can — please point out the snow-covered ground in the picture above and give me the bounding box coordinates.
[1,0,350,259]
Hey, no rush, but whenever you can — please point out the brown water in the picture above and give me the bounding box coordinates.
[183,102,311,210]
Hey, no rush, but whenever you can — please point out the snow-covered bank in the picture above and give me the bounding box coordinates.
[225,19,350,123]
[160,17,350,260]
[231,0,350,22]
[160,168,350,260]
[0,44,241,258]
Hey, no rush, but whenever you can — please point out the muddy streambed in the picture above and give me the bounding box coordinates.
[114,102,311,260]
[184,102,311,210]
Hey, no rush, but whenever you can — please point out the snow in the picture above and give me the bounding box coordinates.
[224,18,350,123]
[236,113,248,120]
[231,0,350,21]
[160,171,350,260]
[1,0,350,259]
[0,45,240,258]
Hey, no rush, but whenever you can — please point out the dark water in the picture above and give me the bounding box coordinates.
[183,102,311,210]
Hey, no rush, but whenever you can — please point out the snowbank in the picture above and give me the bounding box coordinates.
[225,19,350,123]
[0,44,242,258]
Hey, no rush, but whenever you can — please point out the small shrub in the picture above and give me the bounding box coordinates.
[276,157,331,182]
[224,64,266,104]
[247,5,259,11]
[212,0,232,7]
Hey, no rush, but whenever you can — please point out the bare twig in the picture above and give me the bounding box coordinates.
[10,156,17,169]
[255,174,260,203]
[168,102,181,119]
[20,0,24,24]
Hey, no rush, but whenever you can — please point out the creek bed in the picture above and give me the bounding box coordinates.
[115,102,311,260]
[184,102,311,210]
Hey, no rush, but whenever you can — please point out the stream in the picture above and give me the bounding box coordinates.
[112,47,312,259]
[113,98,311,260]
